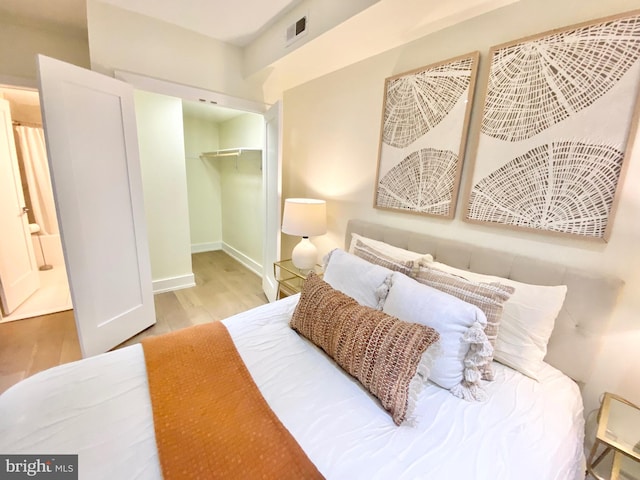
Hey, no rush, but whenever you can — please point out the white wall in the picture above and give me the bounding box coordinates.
[281,0,640,417]
[86,0,260,103]
[218,113,264,149]
[134,90,194,292]
[0,16,89,87]
[218,114,265,270]
[183,114,222,252]
[218,150,263,270]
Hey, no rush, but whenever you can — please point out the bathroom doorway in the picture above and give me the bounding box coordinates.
[0,85,72,322]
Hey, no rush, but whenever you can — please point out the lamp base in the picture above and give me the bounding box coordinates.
[291,237,318,272]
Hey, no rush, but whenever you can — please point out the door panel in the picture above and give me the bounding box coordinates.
[262,102,282,302]
[0,99,40,314]
[37,55,155,356]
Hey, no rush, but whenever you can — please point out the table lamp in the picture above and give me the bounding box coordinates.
[281,198,327,271]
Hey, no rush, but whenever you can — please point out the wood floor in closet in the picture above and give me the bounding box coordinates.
[0,250,268,395]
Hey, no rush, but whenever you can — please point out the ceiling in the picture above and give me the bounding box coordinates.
[0,0,302,46]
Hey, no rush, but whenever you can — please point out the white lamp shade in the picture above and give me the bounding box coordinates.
[281,198,327,237]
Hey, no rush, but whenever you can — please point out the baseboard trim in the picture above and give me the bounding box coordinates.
[191,242,222,254]
[152,273,196,294]
[222,243,263,277]
[152,245,261,293]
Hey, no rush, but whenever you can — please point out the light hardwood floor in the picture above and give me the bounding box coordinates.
[0,251,268,394]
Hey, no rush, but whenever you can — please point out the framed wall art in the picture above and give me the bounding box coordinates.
[374,51,479,218]
[464,10,640,241]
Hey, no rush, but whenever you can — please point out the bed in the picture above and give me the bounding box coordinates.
[0,219,623,480]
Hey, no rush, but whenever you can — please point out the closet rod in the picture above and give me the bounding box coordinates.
[201,151,240,158]
[200,148,245,159]
[200,147,262,160]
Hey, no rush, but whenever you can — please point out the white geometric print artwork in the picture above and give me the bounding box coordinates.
[377,148,458,216]
[481,16,640,142]
[468,141,623,238]
[376,53,479,217]
[466,12,640,240]
[383,59,474,148]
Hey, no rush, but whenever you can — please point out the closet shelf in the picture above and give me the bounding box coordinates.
[200,148,261,159]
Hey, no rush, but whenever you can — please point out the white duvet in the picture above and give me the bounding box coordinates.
[0,295,585,480]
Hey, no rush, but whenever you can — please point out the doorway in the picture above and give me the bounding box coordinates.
[182,100,265,275]
[114,70,282,301]
[0,86,72,322]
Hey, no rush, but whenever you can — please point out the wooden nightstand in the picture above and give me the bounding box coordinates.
[587,392,640,480]
[273,259,323,300]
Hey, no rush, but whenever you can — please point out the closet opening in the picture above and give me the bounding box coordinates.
[182,100,265,276]
[127,73,280,301]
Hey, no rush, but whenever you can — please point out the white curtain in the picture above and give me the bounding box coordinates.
[14,126,59,235]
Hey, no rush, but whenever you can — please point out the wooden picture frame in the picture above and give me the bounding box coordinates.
[463,10,640,241]
[374,52,479,218]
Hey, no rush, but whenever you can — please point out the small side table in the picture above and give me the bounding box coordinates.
[587,392,640,480]
[273,259,322,300]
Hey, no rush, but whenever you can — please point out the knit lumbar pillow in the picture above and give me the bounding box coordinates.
[290,273,440,426]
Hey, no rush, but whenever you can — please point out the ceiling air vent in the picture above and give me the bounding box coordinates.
[286,15,308,47]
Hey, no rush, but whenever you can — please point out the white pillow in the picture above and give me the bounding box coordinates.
[348,233,433,263]
[383,272,491,401]
[426,260,567,380]
[323,249,393,309]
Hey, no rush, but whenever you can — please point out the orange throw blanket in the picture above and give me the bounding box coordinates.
[142,321,324,480]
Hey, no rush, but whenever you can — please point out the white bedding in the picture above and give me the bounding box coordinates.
[0,295,585,480]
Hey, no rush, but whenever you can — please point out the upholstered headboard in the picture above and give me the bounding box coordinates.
[345,219,624,387]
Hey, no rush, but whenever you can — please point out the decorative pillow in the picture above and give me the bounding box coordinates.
[425,260,567,381]
[352,239,418,277]
[383,272,491,401]
[290,273,440,426]
[412,265,514,381]
[348,233,433,263]
[323,249,393,309]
